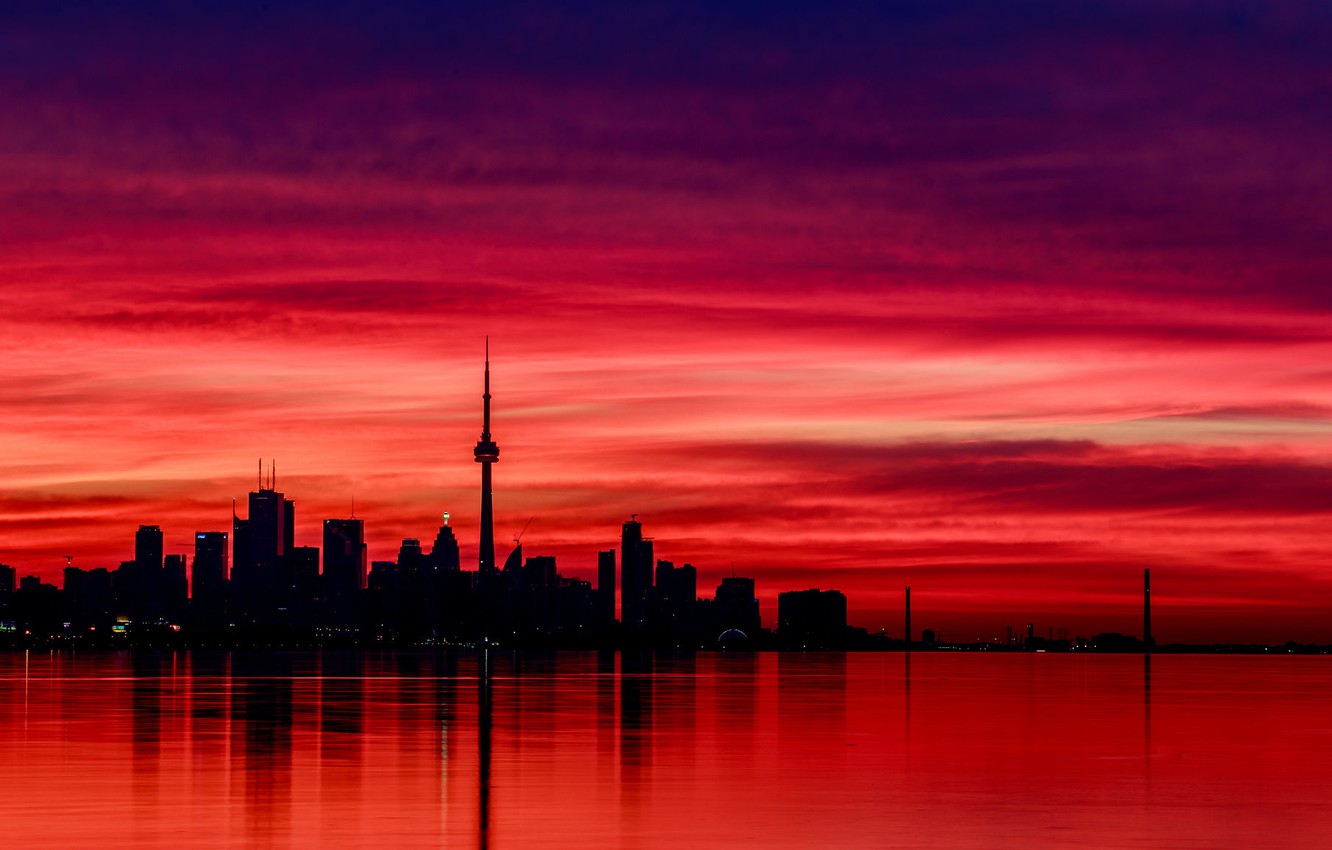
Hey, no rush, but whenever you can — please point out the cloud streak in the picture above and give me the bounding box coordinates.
[3,1,1332,641]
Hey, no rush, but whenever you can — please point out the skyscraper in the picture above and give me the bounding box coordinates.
[428,513,461,572]
[715,576,761,636]
[620,518,652,631]
[0,563,15,610]
[130,524,165,620]
[135,525,164,574]
[232,462,292,621]
[474,341,500,573]
[323,517,366,620]
[192,530,228,627]
[163,554,188,623]
[597,549,616,623]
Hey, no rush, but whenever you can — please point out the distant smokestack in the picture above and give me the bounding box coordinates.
[905,586,911,651]
[1143,568,1152,653]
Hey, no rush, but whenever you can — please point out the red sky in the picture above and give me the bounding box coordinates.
[3,2,1332,641]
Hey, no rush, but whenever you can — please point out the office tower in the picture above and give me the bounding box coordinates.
[715,576,761,636]
[163,554,188,623]
[128,524,165,620]
[192,531,228,627]
[671,563,697,618]
[777,588,847,642]
[597,549,616,623]
[557,576,598,633]
[620,518,652,631]
[0,563,15,610]
[523,555,556,589]
[321,516,364,602]
[63,566,113,630]
[232,462,292,620]
[654,560,696,607]
[474,341,500,573]
[232,505,249,604]
[192,532,228,593]
[650,560,698,636]
[287,546,319,603]
[135,525,164,573]
[429,514,461,572]
[427,514,470,639]
[398,538,424,570]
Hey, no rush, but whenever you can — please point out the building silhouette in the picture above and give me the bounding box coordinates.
[0,352,909,651]
[428,514,461,572]
[0,563,14,611]
[713,576,761,637]
[597,549,616,623]
[777,588,847,645]
[323,517,366,625]
[620,518,650,631]
[131,524,164,621]
[163,553,188,624]
[192,530,228,629]
[474,341,500,574]
[232,462,293,624]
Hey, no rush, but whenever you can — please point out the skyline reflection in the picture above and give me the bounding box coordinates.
[1,651,1329,849]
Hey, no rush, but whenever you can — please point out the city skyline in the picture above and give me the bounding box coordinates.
[6,3,1332,643]
[0,349,1157,648]
[0,351,1289,648]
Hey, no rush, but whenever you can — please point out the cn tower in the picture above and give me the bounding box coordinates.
[474,339,500,573]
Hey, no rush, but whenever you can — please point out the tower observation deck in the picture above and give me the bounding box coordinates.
[475,340,499,572]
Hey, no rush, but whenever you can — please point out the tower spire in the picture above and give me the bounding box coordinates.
[474,339,500,573]
[482,336,492,440]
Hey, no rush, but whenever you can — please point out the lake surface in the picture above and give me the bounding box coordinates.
[1,651,1329,849]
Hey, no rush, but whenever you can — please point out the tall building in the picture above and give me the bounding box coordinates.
[428,513,461,572]
[232,462,292,621]
[192,531,228,627]
[777,588,846,642]
[715,576,761,636]
[474,341,500,573]
[620,518,652,631]
[323,517,366,614]
[426,513,470,639]
[0,563,15,610]
[125,524,165,621]
[135,525,164,574]
[63,566,113,629]
[597,549,616,623]
[398,538,424,570]
[163,554,189,623]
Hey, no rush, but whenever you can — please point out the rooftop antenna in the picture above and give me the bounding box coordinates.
[258,458,262,489]
[65,555,73,569]
[271,459,276,490]
[232,497,238,519]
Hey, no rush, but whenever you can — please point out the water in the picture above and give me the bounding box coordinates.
[1,651,1328,849]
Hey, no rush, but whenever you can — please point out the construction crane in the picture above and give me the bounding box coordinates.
[511,517,534,546]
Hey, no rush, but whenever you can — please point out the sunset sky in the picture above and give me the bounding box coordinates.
[4,1,1332,641]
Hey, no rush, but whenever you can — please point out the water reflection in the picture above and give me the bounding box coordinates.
[232,653,294,846]
[1143,652,1152,784]
[1,652,1331,849]
[472,649,487,849]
